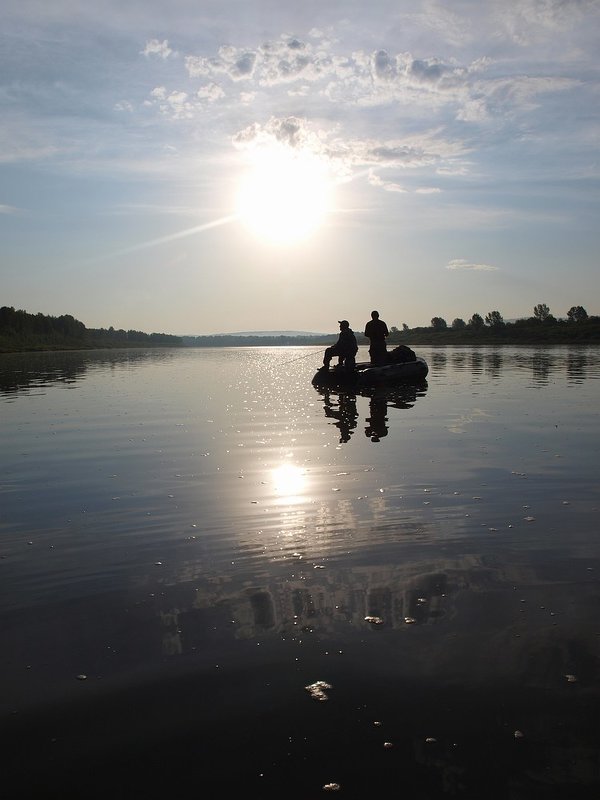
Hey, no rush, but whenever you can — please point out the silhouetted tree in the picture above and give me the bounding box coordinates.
[533,303,551,321]
[56,314,85,338]
[468,313,484,329]
[390,326,399,334]
[451,318,466,329]
[431,317,447,330]
[485,310,504,327]
[402,323,409,331]
[567,305,588,322]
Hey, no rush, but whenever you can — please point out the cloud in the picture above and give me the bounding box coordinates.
[142,39,174,59]
[446,259,499,271]
[232,116,320,151]
[185,45,257,81]
[493,0,598,45]
[147,86,194,118]
[196,82,225,102]
[234,117,465,164]
[415,0,475,46]
[0,204,20,214]
[171,31,577,126]
[184,35,475,104]
[368,173,407,193]
[0,143,61,164]
[478,75,577,116]
[232,116,469,190]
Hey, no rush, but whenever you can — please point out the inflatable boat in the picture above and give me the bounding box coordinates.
[312,356,429,389]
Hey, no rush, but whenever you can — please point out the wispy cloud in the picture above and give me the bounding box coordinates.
[0,204,20,214]
[232,115,468,185]
[368,173,407,193]
[446,259,499,271]
[136,26,584,203]
[493,0,596,45]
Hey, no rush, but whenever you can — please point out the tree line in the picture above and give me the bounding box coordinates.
[185,304,599,347]
[2,303,598,353]
[425,303,589,329]
[389,304,599,345]
[0,307,182,352]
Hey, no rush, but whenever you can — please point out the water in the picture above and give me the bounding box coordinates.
[1,345,599,798]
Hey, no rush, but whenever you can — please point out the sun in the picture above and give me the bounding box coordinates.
[235,144,332,245]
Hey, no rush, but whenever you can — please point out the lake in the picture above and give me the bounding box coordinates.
[1,345,599,799]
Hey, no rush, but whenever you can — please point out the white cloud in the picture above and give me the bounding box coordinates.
[0,204,20,214]
[233,116,321,151]
[149,30,579,128]
[185,45,257,81]
[163,91,193,119]
[231,116,469,193]
[368,172,407,192]
[142,39,174,59]
[446,259,499,271]
[197,83,225,102]
[147,88,193,119]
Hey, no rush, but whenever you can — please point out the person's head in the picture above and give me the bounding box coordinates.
[371,310,379,319]
[338,320,349,329]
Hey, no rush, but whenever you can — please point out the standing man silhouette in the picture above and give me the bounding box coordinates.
[364,310,389,366]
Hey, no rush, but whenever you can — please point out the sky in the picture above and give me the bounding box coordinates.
[1,0,599,335]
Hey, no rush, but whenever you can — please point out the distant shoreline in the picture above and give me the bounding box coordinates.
[2,305,599,353]
[3,336,600,355]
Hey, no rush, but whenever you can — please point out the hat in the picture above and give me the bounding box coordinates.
[338,319,349,327]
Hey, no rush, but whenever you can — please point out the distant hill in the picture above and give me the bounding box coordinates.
[187,330,328,337]
[181,331,338,347]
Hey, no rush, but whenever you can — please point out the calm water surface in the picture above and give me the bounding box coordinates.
[1,345,599,798]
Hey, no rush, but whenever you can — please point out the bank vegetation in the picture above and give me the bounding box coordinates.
[1,303,598,352]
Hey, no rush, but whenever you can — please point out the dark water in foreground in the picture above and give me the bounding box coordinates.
[1,345,599,799]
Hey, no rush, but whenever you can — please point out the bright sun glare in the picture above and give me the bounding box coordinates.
[236,145,332,245]
[272,463,307,499]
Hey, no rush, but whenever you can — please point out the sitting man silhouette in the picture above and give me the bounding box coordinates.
[321,320,358,370]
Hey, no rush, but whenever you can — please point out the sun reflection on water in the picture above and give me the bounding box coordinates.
[271,463,308,503]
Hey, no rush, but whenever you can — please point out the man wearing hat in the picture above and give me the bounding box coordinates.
[321,320,358,370]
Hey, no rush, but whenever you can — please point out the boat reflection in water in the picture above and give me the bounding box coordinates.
[314,381,428,443]
[319,390,359,442]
